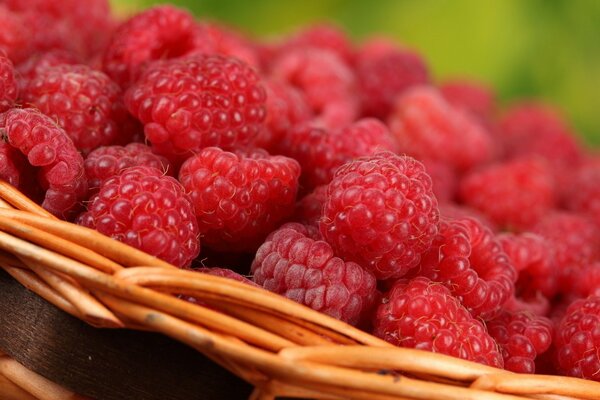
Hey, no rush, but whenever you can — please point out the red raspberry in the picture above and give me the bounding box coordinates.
[0,52,17,112]
[191,22,260,69]
[78,166,199,268]
[320,152,439,280]
[279,24,353,64]
[421,159,457,203]
[0,6,33,63]
[533,212,600,294]
[440,79,495,122]
[0,142,24,188]
[102,5,200,88]
[125,54,267,162]
[487,310,553,373]
[23,64,133,154]
[251,223,378,326]
[294,185,328,227]
[388,86,494,171]
[278,118,399,191]
[373,276,503,368]
[574,262,600,298]
[555,295,600,380]
[14,49,80,91]
[84,143,171,194]
[566,161,600,230]
[459,156,557,230]
[504,293,551,317]
[179,147,301,252]
[415,217,516,319]
[354,39,429,119]
[271,48,358,129]
[252,78,312,152]
[0,108,87,218]
[439,202,498,232]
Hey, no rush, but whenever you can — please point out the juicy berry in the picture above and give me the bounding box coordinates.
[0,52,17,112]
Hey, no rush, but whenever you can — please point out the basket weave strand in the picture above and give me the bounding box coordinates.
[0,180,599,400]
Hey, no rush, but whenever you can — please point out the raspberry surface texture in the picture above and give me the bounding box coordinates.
[0,52,17,112]
[126,54,267,162]
[415,217,516,319]
[179,147,300,252]
[15,49,80,91]
[1,108,87,218]
[78,166,199,268]
[320,152,439,280]
[487,310,553,373]
[0,6,33,63]
[252,223,378,325]
[84,143,171,194]
[440,79,495,122]
[459,156,556,230]
[294,185,328,227]
[421,158,457,203]
[555,296,600,380]
[566,161,600,229]
[23,64,132,154]
[373,276,503,367]
[388,86,494,171]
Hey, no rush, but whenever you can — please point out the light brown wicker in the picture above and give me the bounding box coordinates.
[0,179,599,400]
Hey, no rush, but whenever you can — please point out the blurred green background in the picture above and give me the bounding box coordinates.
[113,0,600,145]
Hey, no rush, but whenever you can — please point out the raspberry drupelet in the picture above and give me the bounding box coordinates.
[0,52,17,112]
[179,147,301,252]
[252,223,378,326]
[293,185,328,227]
[78,166,199,268]
[373,276,504,368]
[125,54,267,163]
[415,217,516,319]
[320,152,439,280]
[23,64,132,155]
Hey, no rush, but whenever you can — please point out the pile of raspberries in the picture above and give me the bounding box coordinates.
[2,1,600,380]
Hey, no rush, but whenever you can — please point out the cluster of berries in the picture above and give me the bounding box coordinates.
[1,1,599,381]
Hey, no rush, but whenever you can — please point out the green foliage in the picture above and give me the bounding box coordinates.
[114,0,600,144]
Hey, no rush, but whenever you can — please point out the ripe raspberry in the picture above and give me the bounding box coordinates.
[294,185,328,227]
[15,49,80,91]
[373,277,503,367]
[23,64,133,154]
[421,159,457,203]
[125,54,267,162]
[504,293,551,317]
[0,52,17,112]
[279,24,353,64]
[354,39,429,119]
[487,310,553,373]
[0,142,24,188]
[271,48,358,129]
[533,212,600,294]
[191,22,260,69]
[278,119,399,191]
[84,143,171,193]
[555,295,600,380]
[439,202,497,232]
[78,166,199,268]
[440,79,495,122]
[388,86,494,171]
[320,152,439,280]
[179,147,301,252]
[251,223,377,326]
[459,156,557,230]
[0,6,33,63]
[566,161,600,229]
[102,5,199,88]
[574,262,600,298]
[252,78,312,152]
[0,108,87,218]
[415,217,516,319]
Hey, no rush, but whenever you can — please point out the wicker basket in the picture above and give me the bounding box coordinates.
[0,179,598,400]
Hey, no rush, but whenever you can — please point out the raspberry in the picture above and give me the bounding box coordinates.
[125,54,267,162]
[504,293,551,317]
[566,161,600,230]
[271,48,358,129]
[354,39,429,119]
[555,295,600,380]
[0,52,17,112]
[439,202,498,232]
[533,212,600,294]
[388,86,494,171]
[487,310,553,373]
[421,159,457,203]
[14,49,80,91]
[251,223,378,326]
[294,185,328,227]
[415,217,516,319]
[373,276,503,368]
[102,5,199,88]
[191,22,260,69]
[574,262,600,298]
[0,108,87,218]
[0,6,33,63]
[280,24,353,64]
[0,141,24,188]
[23,64,133,154]
[84,143,171,194]
[252,79,312,152]
[459,156,557,230]
[440,79,495,122]
[179,147,301,252]
[278,118,399,191]
[78,166,199,268]
[320,152,439,280]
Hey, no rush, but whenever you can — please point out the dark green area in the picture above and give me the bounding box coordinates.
[116,0,600,145]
